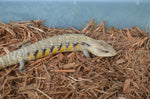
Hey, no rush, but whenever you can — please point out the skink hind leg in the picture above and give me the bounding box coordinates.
[83,50,90,58]
[19,60,26,73]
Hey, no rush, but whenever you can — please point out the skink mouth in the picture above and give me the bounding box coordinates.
[112,53,116,56]
[110,51,117,56]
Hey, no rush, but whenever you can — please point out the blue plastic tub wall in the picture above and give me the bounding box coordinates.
[0,0,150,32]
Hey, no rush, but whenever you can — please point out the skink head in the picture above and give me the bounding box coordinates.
[87,40,116,57]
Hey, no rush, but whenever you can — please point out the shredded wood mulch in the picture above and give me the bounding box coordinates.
[0,20,149,99]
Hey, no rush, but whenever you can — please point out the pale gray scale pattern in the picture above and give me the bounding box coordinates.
[0,34,116,70]
[0,34,91,69]
[0,56,5,69]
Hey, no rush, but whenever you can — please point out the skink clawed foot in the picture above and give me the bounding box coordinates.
[19,59,26,73]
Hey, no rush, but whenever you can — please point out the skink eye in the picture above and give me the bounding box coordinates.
[97,48,109,53]
[105,50,109,53]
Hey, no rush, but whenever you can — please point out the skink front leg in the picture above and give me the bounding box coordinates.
[82,50,90,58]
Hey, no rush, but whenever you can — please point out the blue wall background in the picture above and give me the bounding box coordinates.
[0,0,150,32]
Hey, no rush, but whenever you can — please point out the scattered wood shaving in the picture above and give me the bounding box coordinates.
[123,79,132,93]
[0,20,149,99]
